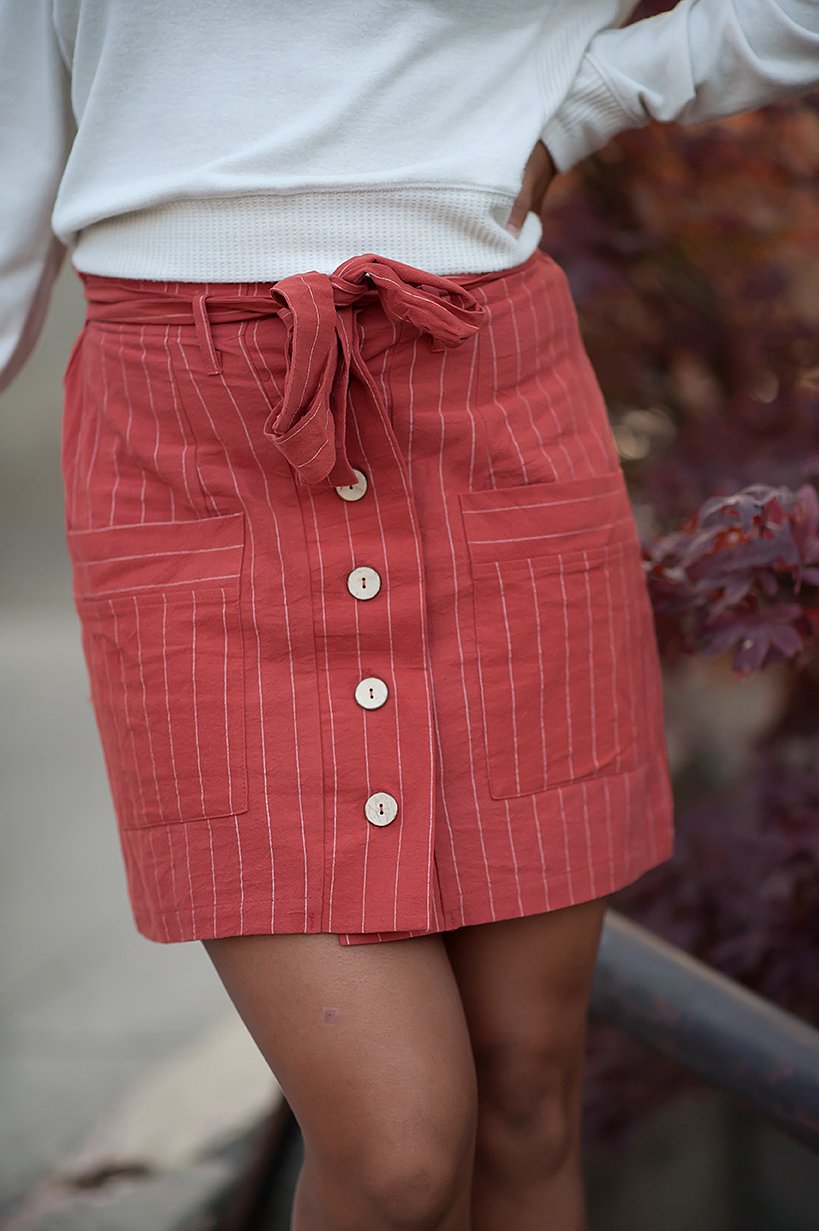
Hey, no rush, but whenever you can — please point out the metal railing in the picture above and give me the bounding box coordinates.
[592,910,819,1151]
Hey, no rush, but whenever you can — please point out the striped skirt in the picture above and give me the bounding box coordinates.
[61,246,675,946]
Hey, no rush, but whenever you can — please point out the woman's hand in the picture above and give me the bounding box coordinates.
[505,139,558,236]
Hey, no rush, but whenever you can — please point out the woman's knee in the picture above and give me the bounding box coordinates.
[312,1038,480,1221]
[359,1129,474,1227]
[473,1040,582,1179]
[304,1051,478,1227]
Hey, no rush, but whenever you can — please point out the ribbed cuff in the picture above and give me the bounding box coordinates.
[540,54,645,174]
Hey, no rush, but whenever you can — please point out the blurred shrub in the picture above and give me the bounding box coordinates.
[540,56,819,1145]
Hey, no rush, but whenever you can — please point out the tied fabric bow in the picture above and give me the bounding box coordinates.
[192,252,487,487]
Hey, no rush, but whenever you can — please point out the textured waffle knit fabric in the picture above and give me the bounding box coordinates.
[3,0,819,389]
[62,249,675,946]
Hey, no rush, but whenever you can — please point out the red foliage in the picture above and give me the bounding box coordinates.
[539,60,819,1147]
[643,481,819,674]
[541,103,819,527]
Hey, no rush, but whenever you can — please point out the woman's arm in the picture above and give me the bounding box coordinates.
[541,0,819,173]
[0,0,75,396]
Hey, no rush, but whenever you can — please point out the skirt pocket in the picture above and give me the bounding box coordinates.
[459,469,652,799]
[66,512,248,829]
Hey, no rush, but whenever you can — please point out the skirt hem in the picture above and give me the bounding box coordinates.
[129,818,675,945]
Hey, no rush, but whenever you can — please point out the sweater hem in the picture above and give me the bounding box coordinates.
[70,186,545,282]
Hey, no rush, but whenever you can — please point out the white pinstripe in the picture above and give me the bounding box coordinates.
[175,324,278,931]
[428,329,496,921]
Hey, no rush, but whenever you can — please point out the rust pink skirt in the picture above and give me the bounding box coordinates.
[61,246,675,946]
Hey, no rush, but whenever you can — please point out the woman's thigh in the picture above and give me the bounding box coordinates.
[443,899,606,1040]
[201,931,479,1184]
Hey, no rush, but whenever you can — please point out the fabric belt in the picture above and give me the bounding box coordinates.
[79,250,534,489]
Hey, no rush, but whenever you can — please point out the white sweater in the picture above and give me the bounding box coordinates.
[2,0,819,394]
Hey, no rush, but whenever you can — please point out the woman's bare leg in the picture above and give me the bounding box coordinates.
[201,931,479,1231]
[442,897,608,1231]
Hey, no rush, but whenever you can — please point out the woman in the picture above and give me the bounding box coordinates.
[2,3,817,1228]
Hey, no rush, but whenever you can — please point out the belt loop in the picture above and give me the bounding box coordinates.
[192,290,223,375]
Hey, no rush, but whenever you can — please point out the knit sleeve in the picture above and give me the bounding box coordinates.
[0,0,75,396]
[540,0,819,174]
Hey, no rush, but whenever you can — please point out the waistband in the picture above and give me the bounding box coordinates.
[77,248,544,489]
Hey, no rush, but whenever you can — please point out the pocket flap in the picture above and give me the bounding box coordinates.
[66,512,245,602]
[458,469,636,567]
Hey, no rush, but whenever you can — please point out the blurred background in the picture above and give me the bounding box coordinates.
[2,12,819,1231]
[0,250,281,1229]
[540,89,819,1231]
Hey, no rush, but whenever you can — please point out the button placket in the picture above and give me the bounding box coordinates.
[339,469,399,826]
[298,303,440,934]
